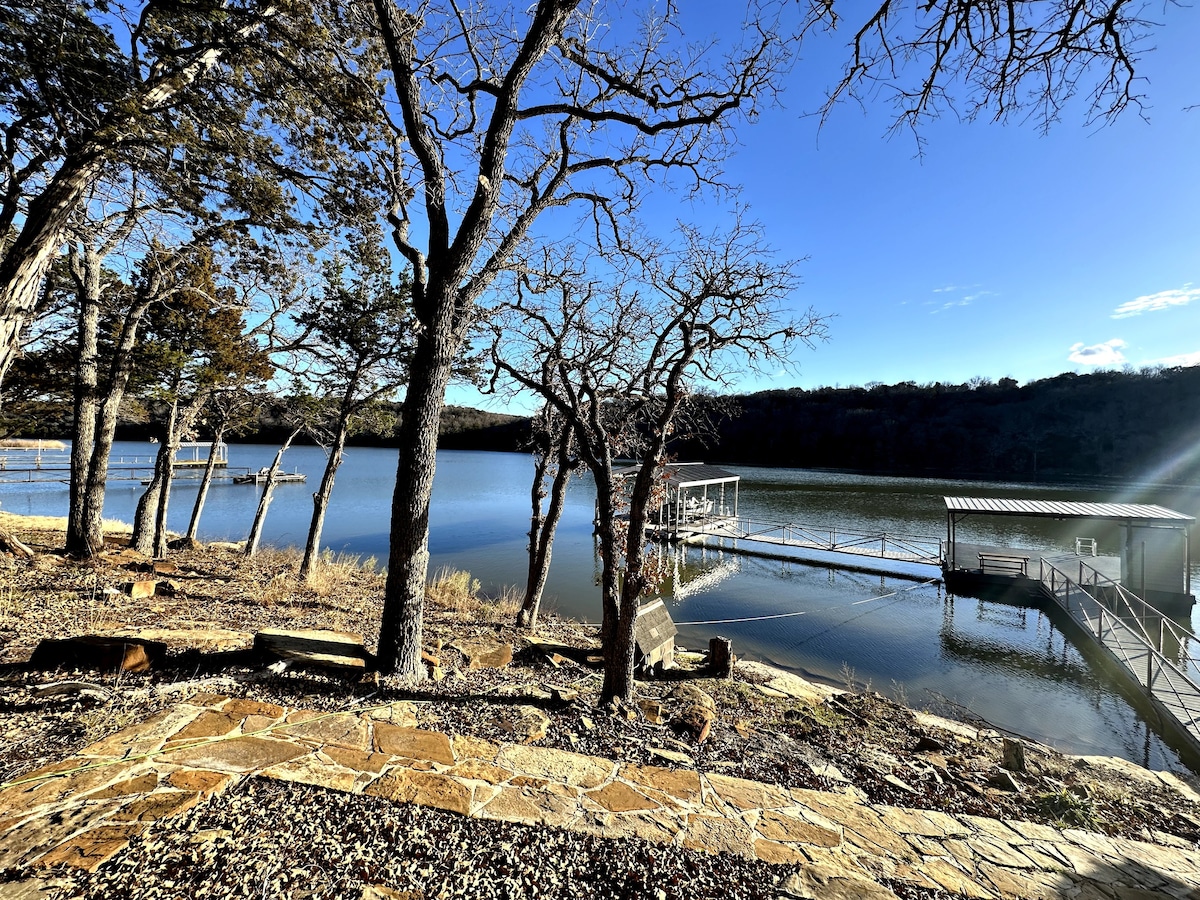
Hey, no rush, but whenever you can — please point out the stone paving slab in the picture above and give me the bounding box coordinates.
[2,692,1200,899]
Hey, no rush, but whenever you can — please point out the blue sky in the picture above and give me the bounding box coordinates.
[453,2,1200,413]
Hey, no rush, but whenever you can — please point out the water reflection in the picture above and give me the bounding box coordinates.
[653,542,1187,770]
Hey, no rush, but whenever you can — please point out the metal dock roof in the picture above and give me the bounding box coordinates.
[944,496,1194,524]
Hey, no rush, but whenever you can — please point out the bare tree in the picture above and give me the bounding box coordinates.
[819,0,1174,141]
[518,404,582,629]
[244,424,305,558]
[363,0,796,676]
[185,387,261,543]
[491,220,827,702]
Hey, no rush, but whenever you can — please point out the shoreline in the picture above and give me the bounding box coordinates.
[4,520,1200,896]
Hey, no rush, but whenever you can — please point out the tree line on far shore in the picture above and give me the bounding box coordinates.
[20,363,1192,487]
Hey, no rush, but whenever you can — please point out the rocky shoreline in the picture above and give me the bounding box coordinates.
[3,521,1200,897]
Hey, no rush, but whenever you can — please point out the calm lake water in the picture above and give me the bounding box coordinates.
[5,441,1200,772]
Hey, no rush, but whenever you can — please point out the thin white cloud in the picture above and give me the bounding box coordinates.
[928,285,991,312]
[1144,349,1200,368]
[1068,339,1127,366]
[1111,285,1200,319]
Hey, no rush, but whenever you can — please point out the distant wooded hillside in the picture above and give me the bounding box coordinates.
[671,368,1200,483]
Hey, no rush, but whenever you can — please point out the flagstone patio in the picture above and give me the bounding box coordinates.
[2,691,1199,899]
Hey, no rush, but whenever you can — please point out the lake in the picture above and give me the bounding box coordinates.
[4,441,1200,772]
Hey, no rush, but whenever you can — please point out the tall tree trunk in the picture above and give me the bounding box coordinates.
[377,327,457,677]
[66,267,101,554]
[518,429,576,629]
[151,401,185,558]
[245,427,301,557]
[71,297,155,555]
[588,465,633,705]
[185,426,226,541]
[299,415,350,581]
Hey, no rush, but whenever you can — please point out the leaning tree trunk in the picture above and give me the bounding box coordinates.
[244,427,301,557]
[299,415,350,581]
[0,151,107,395]
[131,438,173,556]
[518,430,576,629]
[185,426,227,542]
[377,328,458,677]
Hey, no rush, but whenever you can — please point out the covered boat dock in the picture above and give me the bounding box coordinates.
[944,496,1195,613]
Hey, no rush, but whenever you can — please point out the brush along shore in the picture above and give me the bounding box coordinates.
[2,513,1200,898]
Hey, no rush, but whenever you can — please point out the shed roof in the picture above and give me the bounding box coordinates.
[614,462,739,489]
[660,463,739,488]
[944,496,1194,525]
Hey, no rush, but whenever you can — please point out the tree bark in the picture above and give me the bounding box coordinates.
[185,426,227,541]
[0,151,107,392]
[245,427,301,557]
[66,258,101,554]
[518,428,576,629]
[131,439,171,556]
[376,327,457,676]
[70,296,155,555]
[299,414,350,581]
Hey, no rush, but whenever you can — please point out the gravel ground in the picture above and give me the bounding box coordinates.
[3,527,1200,899]
[7,778,939,900]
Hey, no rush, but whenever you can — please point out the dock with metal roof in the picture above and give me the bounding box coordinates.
[944,496,1200,759]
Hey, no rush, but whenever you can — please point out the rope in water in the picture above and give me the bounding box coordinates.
[574,577,940,627]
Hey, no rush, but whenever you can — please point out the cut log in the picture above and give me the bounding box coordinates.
[0,529,34,559]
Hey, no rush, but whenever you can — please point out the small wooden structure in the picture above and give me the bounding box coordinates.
[634,599,677,671]
[173,441,228,468]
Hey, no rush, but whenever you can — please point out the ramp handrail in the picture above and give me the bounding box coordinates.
[718,517,943,565]
[1039,558,1200,731]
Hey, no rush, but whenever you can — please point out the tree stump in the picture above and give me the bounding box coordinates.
[709,636,733,678]
[1001,736,1026,772]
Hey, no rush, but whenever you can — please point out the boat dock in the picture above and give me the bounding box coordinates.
[943,497,1200,759]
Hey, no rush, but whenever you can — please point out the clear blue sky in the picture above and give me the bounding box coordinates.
[452,2,1200,414]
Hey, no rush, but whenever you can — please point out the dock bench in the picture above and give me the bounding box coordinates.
[977,552,1030,577]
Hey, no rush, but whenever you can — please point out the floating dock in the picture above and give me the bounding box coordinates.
[664,517,943,581]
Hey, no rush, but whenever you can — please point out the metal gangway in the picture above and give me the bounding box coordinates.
[1039,557,1200,757]
[679,516,944,567]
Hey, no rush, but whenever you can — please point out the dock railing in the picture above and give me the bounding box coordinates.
[1039,557,1200,739]
[711,517,943,566]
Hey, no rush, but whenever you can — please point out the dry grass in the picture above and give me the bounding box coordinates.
[305,551,382,598]
[425,567,520,624]
[0,511,132,535]
[0,438,67,450]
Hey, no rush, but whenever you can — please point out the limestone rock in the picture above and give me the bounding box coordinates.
[666,683,716,742]
[493,705,551,743]
[254,628,369,670]
[453,637,513,669]
[124,579,159,599]
[776,864,899,900]
[29,635,167,673]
